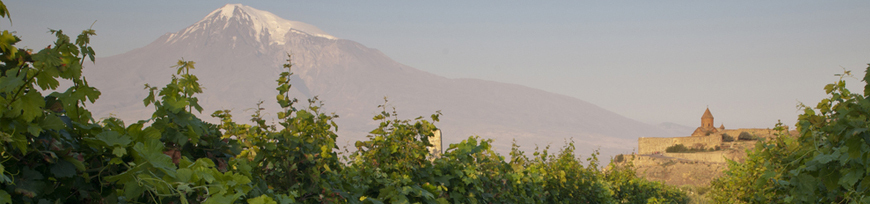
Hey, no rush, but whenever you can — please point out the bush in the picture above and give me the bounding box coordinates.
[722,133,735,142]
[614,154,625,163]
[665,144,690,153]
[666,144,719,153]
[737,132,756,140]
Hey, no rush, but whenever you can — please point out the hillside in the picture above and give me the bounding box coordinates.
[624,128,794,187]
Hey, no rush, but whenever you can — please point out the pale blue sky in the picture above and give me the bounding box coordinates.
[4,1,870,129]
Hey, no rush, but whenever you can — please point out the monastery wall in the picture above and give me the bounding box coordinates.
[637,134,722,154]
[719,128,780,139]
[627,154,725,167]
[664,152,728,163]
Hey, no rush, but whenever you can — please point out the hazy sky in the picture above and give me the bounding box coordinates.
[4,1,870,129]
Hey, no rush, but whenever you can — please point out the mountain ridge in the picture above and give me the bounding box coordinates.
[84,4,671,158]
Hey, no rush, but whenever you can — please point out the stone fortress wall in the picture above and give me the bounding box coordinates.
[664,152,729,163]
[637,128,775,155]
[719,128,779,139]
[637,107,780,155]
[637,134,722,154]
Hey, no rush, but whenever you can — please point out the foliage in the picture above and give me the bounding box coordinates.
[0,3,690,203]
[213,56,344,203]
[665,144,715,153]
[676,185,711,204]
[606,155,689,204]
[665,144,689,153]
[736,132,756,141]
[710,65,870,203]
[614,154,625,163]
[0,4,251,202]
[722,133,734,142]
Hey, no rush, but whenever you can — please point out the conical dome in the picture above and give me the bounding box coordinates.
[702,108,714,119]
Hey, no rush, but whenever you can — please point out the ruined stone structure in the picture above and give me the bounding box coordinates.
[691,108,719,136]
[427,129,442,159]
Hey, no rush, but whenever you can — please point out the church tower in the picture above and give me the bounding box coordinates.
[701,108,714,129]
[692,108,719,136]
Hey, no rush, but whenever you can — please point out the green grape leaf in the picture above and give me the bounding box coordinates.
[164,96,189,113]
[14,168,45,198]
[177,168,193,183]
[142,127,161,140]
[864,64,870,96]
[26,125,41,137]
[11,133,27,153]
[49,160,76,178]
[839,168,862,189]
[87,47,95,62]
[247,195,277,204]
[132,140,175,175]
[62,156,85,172]
[39,114,65,130]
[112,147,127,157]
[813,153,837,164]
[0,164,10,184]
[204,193,235,204]
[0,190,10,204]
[0,31,18,56]
[78,84,100,103]
[12,90,45,123]
[96,131,132,147]
[0,74,24,93]
[34,70,60,90]
[123,178,147,200]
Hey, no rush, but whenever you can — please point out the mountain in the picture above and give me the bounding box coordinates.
[656,122,697,137]
[84,4,670,158]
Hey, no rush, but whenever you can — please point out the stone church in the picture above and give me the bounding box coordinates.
[691,108,723,136]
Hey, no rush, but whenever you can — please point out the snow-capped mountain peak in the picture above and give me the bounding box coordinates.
[166,4,336,45]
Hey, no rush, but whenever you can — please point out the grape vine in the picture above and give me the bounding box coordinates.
[0,2,688,203]
[710,66,870,203]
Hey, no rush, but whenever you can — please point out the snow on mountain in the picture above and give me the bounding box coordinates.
[84,4,670,159]
[167,4,335,45]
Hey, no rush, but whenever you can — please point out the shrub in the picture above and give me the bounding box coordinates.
[615,154,625,163]
[722,133,735,142]
[666,144,690,153]
[737,132,756,140]
[666,144,719,153]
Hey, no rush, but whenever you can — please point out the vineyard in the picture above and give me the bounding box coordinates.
[0,2,688,204]
[4,1,869,203]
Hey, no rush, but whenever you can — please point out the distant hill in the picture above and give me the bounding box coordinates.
[656,122,697,137]
[83,4,671,158]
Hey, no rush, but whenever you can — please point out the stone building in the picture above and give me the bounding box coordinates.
[691,108,719,136]
[427,129,442,160]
